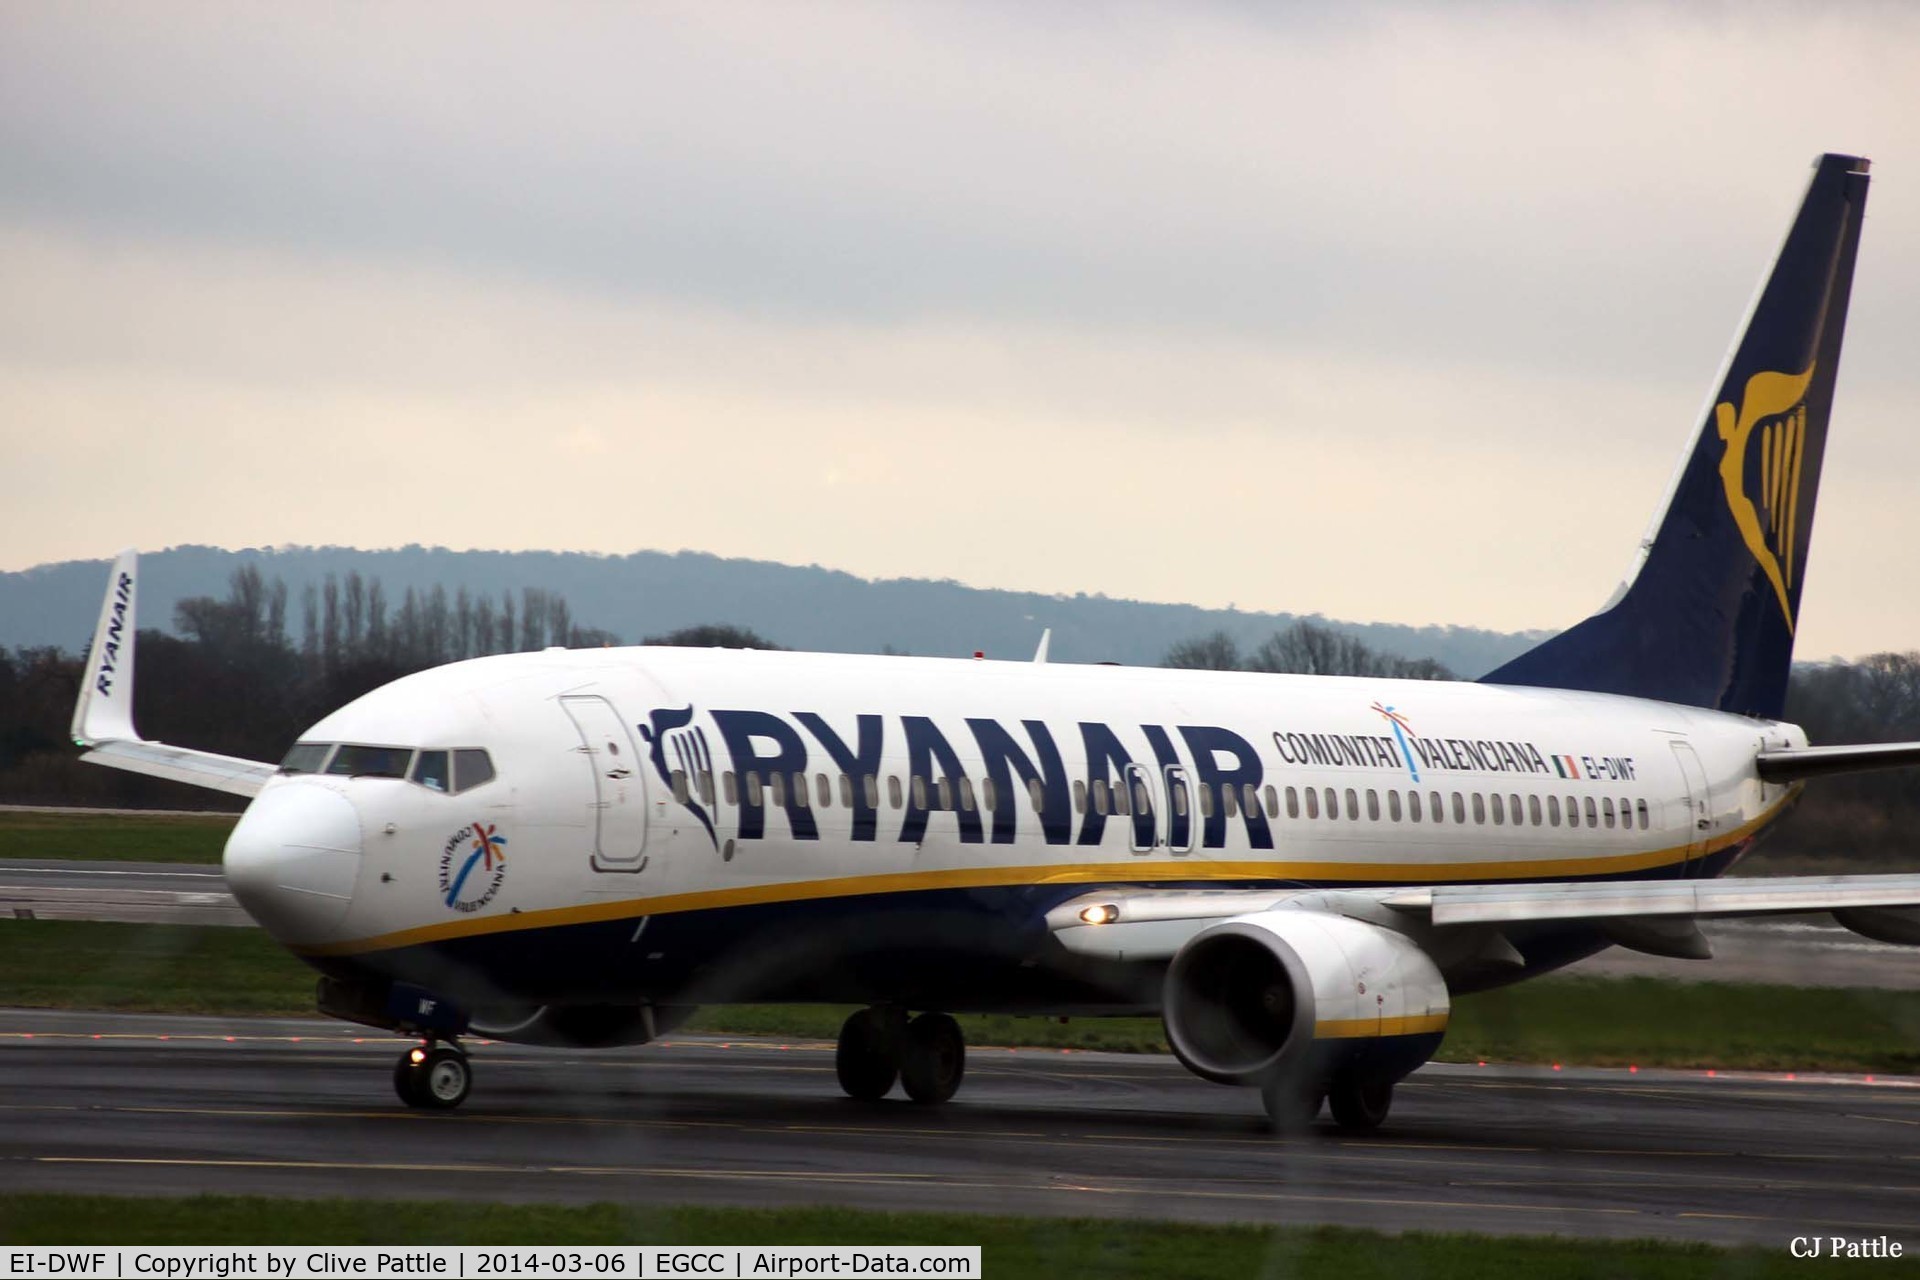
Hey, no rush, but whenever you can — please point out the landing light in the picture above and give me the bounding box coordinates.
[1079,904,1120,926]
[409,1047,427,1064]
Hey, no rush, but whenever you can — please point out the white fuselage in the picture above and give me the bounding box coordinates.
[221,646,1803,1015]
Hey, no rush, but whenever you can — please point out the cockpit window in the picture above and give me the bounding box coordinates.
[326,744,413,779]
[454,749,496,792]
[279,742,334,775]
[412,750,451,793]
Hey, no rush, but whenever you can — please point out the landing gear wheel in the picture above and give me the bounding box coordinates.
[836,1008,899,1101]
[1259,1074,1325,1133]
[394,1043,471,1110]
[1328,1073,1393,1131]
[898,1012,966,1105]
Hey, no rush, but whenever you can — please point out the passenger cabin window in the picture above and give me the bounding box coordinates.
[1114,780,1130,815]
[1387,790,1402,822]
[1452,793,1466,824]
[1471,793,1486,824]
[1266,785,1280,818]
[817,774,832,808]
[958,777,977,812]
[1073,780,1088,814]
[1199,784,1215,819]
[1027,779,1047,812]
[791,773,810,809]
[1345,788,1359,821]
[1510,794,1524,825]
[864,774,880,808]
[1489,793,1504,826]
[770,772,787,808]
[280,742,334,775]
[724,771,738,805]
[1323,788,1338,820]
[887,776,903,809]
[1548,795,1561,826]
[1637,799,1650,830]
[1431,791,1445,824]
[982,777,999,811]
[670,769,690,804]
[1408,790,1422,822]
[1303,787,1319,819]
[840,774,855,808]
[1092,779,1111,815]
[1529,795,1543,826]
[1584,796,1599,827]
[1366,789,1381,821]
[1285,786,1300,819]
[412,750,451,793]
[1602,796,1616,828]
[913,776,929,810]
[936,776,953,810]
[745,772,764,807]
[1219,785,1235,818]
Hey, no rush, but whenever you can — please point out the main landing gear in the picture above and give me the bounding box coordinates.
[393,1039,472,1110]
[1261,1067,1395,1133]
[835,1007,966,1104]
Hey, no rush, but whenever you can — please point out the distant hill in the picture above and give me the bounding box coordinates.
[0,545,1549,677]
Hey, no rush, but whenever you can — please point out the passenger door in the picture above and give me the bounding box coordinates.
[560,695,650,873]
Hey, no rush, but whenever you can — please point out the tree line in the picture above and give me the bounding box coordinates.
[3,587,1917,865]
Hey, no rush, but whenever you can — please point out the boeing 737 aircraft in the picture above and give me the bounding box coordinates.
[69,153,1920,1130]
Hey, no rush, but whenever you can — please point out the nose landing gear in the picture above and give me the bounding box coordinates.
[393,1040,472,1109]
[835,1007,966,1104]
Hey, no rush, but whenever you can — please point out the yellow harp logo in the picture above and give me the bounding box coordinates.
[1715,363,1815,634]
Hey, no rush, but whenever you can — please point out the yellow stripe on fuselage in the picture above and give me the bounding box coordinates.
[296,793,1795,959]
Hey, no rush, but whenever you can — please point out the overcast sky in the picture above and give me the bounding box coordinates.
[3,2,1917,659]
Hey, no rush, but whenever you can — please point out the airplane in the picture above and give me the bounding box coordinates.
[66,152,1920,1130]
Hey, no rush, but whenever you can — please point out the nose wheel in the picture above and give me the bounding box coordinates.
[394,1040,471,1109]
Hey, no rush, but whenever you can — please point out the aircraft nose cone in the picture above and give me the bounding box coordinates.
[224,783,364,944]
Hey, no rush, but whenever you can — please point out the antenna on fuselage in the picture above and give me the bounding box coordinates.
[1032,629,1052,664]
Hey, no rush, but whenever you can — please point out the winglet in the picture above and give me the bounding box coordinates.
[1033,628,1051,664]
[71,548,140,746]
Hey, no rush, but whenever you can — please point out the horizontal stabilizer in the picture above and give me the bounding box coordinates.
[1755,741,1920,781]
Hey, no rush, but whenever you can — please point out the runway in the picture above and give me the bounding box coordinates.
[0,859,247,926]
[2,1009,1917,1249]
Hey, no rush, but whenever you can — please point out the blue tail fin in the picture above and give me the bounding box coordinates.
[1483,153,1871,720]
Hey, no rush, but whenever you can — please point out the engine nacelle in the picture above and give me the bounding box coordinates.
[1163,909,1450,1087]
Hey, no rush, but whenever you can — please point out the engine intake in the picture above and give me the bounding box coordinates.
[1163,909,1450,1086]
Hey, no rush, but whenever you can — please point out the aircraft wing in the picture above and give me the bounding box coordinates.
[1046,873,1920,960]
[69,549,276,799]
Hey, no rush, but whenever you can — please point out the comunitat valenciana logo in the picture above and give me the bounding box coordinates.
[438,821,507,913]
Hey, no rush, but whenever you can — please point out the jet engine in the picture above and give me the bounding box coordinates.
[1162,909,1450,1091]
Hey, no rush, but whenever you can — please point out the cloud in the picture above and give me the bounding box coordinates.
[1,2,1918,656]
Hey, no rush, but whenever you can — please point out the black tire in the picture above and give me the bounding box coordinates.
[1328,1074,1393,1132]
[1259,1074,1324,1133]
[393,1050,426,1107]
[835,1009,898,1101]
[898,1012,966,1105]
[396,1044,471,1110]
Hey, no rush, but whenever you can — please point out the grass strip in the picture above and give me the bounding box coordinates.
[0,1194,1858,1277]
[0,811,235,863]
[2,920,1918,1074]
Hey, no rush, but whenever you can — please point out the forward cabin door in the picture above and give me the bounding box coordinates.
[560,694,651,873]
[1669,740,1711,877]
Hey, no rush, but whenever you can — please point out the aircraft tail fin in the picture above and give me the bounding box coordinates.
[1483,153,1871,719]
